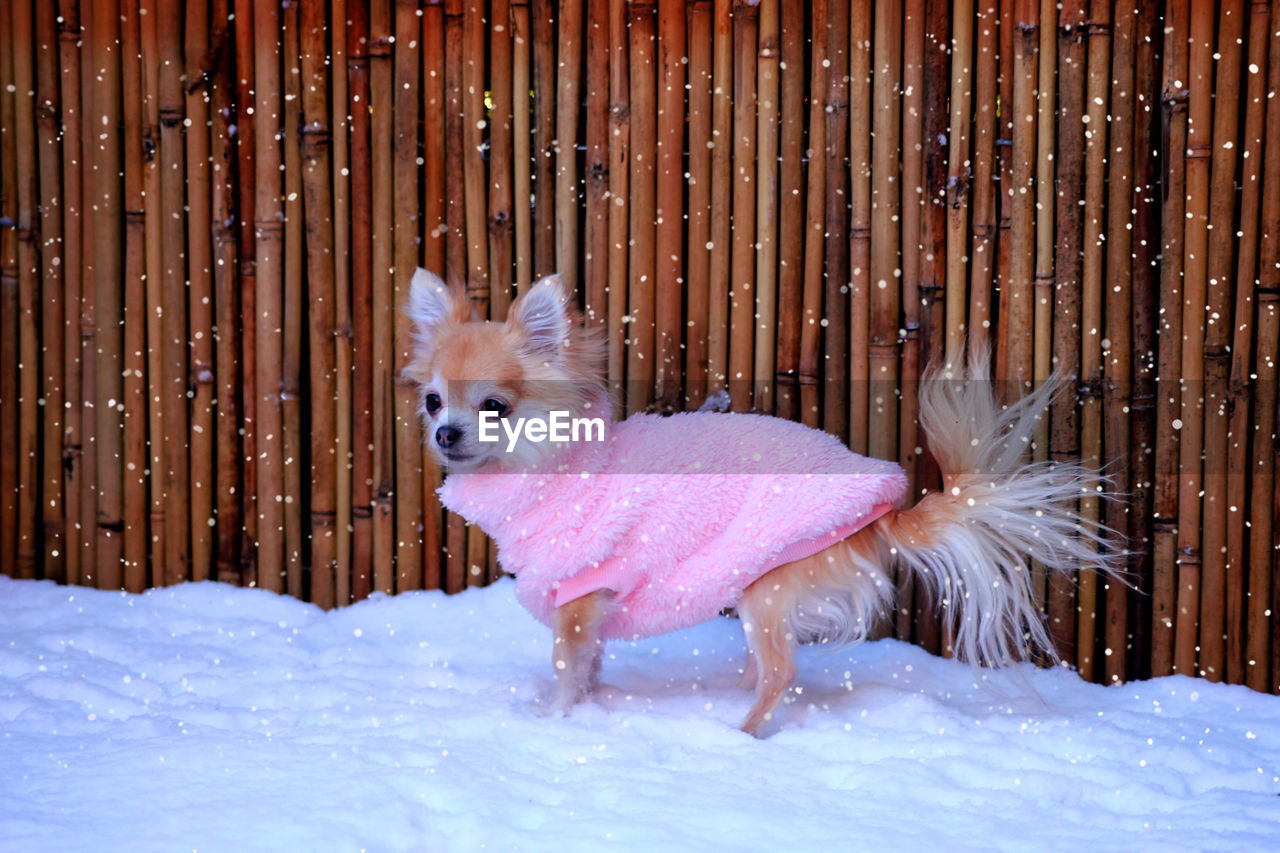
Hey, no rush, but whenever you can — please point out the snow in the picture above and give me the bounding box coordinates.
[2,576,1278,853]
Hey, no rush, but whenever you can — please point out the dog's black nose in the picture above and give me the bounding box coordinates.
[435,424,461,448]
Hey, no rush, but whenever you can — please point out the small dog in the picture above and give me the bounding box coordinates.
[405,268,1117,737]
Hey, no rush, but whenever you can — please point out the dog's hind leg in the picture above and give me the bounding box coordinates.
[736,582,798,737]
[548,589,613,715]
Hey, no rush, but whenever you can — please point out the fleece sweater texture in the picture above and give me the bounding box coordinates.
[438,408,908,640]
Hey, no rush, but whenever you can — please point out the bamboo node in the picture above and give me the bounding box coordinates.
[159,108,184,129]
[62,444,81,474]
[1076,375,1103,400]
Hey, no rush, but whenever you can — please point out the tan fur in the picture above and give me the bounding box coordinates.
[549,589,612,714]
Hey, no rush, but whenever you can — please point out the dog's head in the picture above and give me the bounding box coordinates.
[404,269,606,472]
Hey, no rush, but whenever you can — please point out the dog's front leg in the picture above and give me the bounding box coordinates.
[548,589,612,715]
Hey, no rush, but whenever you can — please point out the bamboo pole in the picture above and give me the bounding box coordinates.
[914,0,949,656]
[0,4,14,582]
[331,0,352,603]
[233,0,257,588]
[442,0,467,587]
[141,0,164,587]
[1247,0,1280,693]
[606,0,630,393]
[898,0,923,456]
[157,0,190,588]
[772,0,803,422]
[656,0,687,411]
[187,0,215,584]
[1152,0,1189,677]
[706,0,732,398]
[1077,0,1112,681]
[868,0,901,466]
[822,0,849,439]
[555,0,582,299]
[56,0,83,588]
[896,0,925,642]
[369,0,395,595]
[992,0,1013,375]
[466,520,486,590]
[10,0,39,580]
[512,0,533,295]
[1175,0,1214,677]
[799,0,827,431]
[1198,0,1246,683]
[422,0,445,592]
[253,0,284,593]
[686,0,713,409]
[463,0,489,317]
[845,0,869,452]
[35,0,65,582]
[1251,289,1278,688]
[1227,0,1271,685]
[282,0,305,598]
[1033,0,1057,447]
[626,0,657,414]
[1004,0,1036,395]
[394,0,424,593]
[1103,0,1137,684]
[531,0,555,277]
[917,0,948,380]
[1127,0,1161,676]
[349,0,374,601]
[444,0,465,293]
[1048,0,1086,665]
[120,0,147,591]
[77,0,99,587]
[209,0,241,587]
[751,0,778,414]
[967,4,997,362]
[491,0,516,320]
[1029,0,1058,625]
[870,0,903,632]
[445,510,466,594]
[727,0,759,414]
[300,0,338,608]
[944,0,973,355]
[158,0,191,589]
[91,0,124,589]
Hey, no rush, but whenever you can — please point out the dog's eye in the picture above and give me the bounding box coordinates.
[482,398,509,418]
[424,392,443,415]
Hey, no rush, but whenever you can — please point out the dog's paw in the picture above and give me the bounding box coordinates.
[534,687,582,718]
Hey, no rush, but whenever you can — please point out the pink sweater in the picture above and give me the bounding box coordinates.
[438,409,908,640]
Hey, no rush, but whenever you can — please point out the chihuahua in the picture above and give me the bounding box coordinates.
[405,268,1117,737]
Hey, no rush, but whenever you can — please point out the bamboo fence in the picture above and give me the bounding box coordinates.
[0,0,1278,693]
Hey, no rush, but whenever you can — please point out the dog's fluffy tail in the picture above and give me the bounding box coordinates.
[875,349,1122,668]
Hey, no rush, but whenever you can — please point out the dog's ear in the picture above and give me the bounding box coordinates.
[408,268,463,344]
[510,274,571,362]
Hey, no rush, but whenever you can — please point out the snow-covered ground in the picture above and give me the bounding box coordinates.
[1,575,1277,852]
